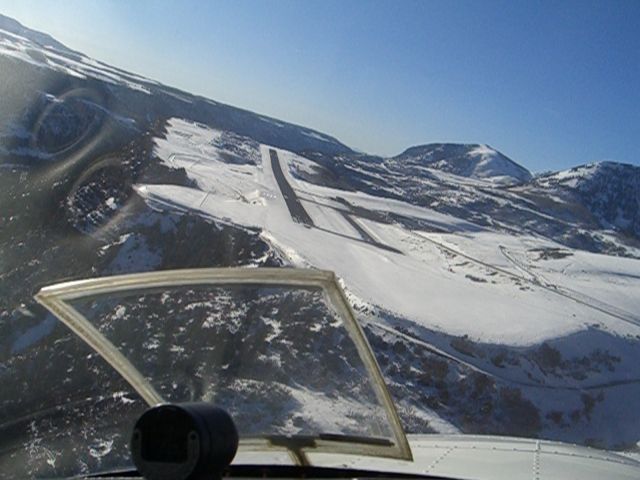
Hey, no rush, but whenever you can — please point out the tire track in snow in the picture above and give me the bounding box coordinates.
[498,245,640,328]
[411,231,640,329]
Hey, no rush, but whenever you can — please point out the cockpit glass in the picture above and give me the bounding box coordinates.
[0,269,410,478]
[69,284,392,439]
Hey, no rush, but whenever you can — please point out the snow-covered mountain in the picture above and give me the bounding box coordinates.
[0,14,351,158]
[392,143,533,185]
[529,162,640,238]
[0,13,76,54]
[1,14,640,469]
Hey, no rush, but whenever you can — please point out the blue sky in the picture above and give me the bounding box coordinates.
[1,0,638,172]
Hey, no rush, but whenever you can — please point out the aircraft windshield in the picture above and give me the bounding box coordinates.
[0,268,410,477]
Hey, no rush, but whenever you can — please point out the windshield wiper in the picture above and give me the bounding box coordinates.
[248,434,396,465]
[266,433,393,448]
[318,433,395,446]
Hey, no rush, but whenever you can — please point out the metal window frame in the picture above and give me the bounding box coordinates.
[35,267,413,463]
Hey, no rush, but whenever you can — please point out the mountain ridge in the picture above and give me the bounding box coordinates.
[1,13,638,254]
[0,13,78,55]
[4,13,634,181]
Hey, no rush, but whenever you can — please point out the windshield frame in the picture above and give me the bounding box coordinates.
[34,267,413,464]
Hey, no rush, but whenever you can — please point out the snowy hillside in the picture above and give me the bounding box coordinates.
[141,119,640,345]
[139,118,640,447]
[1,13,640,461]
[527,162,640,238]
[0,14,351,157]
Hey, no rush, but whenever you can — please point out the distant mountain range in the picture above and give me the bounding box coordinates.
[532,162,640,239]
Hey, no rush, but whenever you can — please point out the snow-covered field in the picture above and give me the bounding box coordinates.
[140,118,640,347]
[132,119,640,448]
